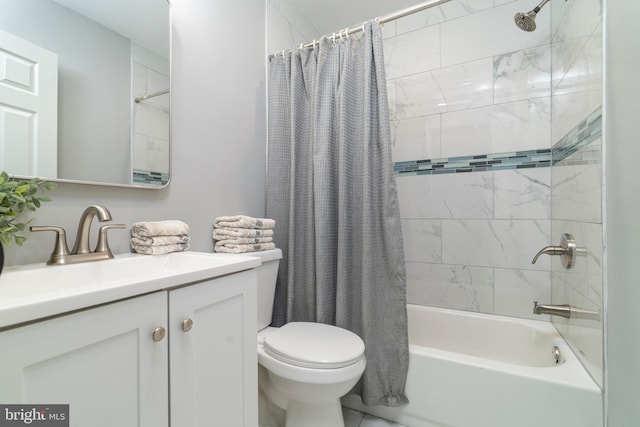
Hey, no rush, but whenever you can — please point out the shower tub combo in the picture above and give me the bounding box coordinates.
[343,304,602,427]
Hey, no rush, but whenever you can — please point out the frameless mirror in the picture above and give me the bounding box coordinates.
[0,0,170,188]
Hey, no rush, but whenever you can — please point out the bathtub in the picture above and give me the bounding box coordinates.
[342,304,602,427]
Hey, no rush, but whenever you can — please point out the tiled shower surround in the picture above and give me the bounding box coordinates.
[388,0,603,385]
[267,0,604,387]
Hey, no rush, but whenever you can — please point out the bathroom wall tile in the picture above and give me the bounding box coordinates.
[391,115,441,162]
[383,25,440,79]
[394,72,447,119]
[134,102,170,140]
[267,0,319,53]
[494,168,551,219]
[551,283,603,388]
[386,80,397,120]
[551,0,602,43]
[401,219,442,263]
[381,20,397,39]
[494,45,551,104]
[440,0,549,67]
[442,219,551,271]
[440,97,550,158]
[551,92,601,144]
[397,172,493,219]
[553,26,602,96]
[432,58,494,112]
[551,220,603,304]
[494,268,551,320]
[395,0,494,35]
[406,262,494,313]
[552,149,602,224]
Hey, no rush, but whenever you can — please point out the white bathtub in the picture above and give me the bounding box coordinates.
[342,304,602,427]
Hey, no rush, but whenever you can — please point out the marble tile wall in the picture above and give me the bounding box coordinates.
[389,0,603,384]
[131,43,170,185]
[549,0,603,388]
[387,0,554,320]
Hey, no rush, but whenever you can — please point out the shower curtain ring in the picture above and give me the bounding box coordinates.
[281,49,285,58]
[362,22,366,32]
[332,32,336,45]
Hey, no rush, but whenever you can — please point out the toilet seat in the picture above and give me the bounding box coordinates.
[263,322,365,369]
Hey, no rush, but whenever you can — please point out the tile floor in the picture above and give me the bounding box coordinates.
[343,407,407,427]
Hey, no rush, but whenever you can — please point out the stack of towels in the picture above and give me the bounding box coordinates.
[131,220,190,255]
[213,215,276,254]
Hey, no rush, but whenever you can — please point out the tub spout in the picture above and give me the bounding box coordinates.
[533,301,600,321]
[533,301,571,318]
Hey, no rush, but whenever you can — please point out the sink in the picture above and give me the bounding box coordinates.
[0,252,261,328]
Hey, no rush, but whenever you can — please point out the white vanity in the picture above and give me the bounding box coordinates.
[0,252,261,427]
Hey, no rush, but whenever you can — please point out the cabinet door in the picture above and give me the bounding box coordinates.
[0,291,169,427]
[169,269,258,427]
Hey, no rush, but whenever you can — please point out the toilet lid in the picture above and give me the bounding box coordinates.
[263,322,365,369]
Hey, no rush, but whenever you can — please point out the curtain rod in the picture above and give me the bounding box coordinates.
[275,0,452,57]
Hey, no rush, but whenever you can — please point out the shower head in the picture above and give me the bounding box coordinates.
[514,0,551,32]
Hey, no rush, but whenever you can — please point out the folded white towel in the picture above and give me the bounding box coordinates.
[131,235,190,246]
[132,220,190,237]
[213,215,275,230]
[131,242,190,255]
[212,227,274,239]
[214,242,276,254]
[213,237,273,246]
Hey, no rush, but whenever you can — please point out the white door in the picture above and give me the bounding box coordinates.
[0,292,169,427]
[0,28,58,177]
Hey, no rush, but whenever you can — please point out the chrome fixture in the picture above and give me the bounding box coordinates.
[134,89,169,103]
[552,346,561,364]
[30,205,125,265]
[514,0,551,32]
[531,233,587,269]
[533,301,601,321]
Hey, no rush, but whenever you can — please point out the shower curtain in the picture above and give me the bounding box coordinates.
[266,21,409,407]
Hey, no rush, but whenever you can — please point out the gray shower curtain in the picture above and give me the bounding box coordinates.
[266,21,409,407]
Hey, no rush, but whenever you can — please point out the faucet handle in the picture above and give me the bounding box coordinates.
[531,233,587,269]
[95,224,126,257]
[30,226,71,265]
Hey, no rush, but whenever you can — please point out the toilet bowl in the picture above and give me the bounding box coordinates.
[248,249,366,427]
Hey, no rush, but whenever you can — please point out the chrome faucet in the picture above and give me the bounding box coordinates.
[31,205,126,265]
[533,301,600,321]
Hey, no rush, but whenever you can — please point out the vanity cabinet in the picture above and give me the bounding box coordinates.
[0,269,257,427]
[0,291,169,427]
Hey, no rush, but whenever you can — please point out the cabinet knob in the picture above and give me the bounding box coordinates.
[152,326,166,342]
[181,318,194,332]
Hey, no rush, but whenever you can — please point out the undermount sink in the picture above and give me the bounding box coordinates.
[0,252,261,328]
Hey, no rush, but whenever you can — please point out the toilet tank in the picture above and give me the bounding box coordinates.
[247,248,282,331]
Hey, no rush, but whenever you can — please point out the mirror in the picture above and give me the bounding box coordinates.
[0,0,170,188]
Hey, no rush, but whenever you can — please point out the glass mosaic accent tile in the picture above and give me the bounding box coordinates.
[394,106,602,177]
[133,169,169,186]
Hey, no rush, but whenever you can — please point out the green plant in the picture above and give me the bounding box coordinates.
[0,171,56,246]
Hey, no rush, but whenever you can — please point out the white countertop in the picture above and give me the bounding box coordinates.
[0,251,261,329]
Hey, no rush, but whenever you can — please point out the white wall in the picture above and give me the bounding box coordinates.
[3,0,267,267]
[604,1,640,424]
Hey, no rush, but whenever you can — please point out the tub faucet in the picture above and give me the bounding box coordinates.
[533,301,600,321]
[30,204,125,265]
[533,302,571,319]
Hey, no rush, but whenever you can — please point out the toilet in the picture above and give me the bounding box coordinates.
[250,249,366,427]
